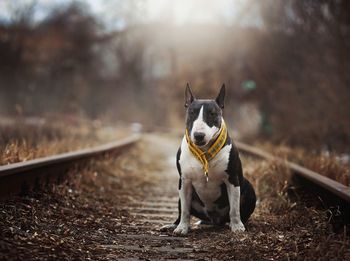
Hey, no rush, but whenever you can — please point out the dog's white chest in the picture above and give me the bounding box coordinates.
[179,137,231,208]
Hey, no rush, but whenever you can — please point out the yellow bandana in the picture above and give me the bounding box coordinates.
[185,120,228,181]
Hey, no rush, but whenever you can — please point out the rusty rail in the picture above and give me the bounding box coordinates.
[0,134,140,197]
[235,141,350,203]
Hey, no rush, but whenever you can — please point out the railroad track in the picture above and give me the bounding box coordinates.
[2,130,348,207]
[0,131,349,259]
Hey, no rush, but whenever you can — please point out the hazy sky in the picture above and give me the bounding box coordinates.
[0,0,261,28]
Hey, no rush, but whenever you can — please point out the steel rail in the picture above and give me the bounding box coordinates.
[0,134,140,197]
[235,141,350,203]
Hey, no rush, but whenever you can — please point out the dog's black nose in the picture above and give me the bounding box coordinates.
[194,132,205,142]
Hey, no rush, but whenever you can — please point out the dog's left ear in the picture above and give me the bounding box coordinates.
[215,84,226,109]
[185,83,195,107]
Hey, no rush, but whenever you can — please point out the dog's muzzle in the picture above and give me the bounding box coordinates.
[193,132,206,146]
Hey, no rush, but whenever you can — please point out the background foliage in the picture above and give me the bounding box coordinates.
[0,0,349,152]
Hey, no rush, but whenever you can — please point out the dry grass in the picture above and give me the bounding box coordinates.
[0,123,97,165]
[302,153,350,186]
[0,120,129,166]
[242,157,294,215]
[254,142,350,186]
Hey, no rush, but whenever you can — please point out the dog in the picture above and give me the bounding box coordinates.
[162,84,256,235]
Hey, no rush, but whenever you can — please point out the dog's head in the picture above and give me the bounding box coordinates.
[185,83,225,147]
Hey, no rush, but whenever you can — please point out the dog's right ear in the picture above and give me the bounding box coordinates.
[185,83,195,107]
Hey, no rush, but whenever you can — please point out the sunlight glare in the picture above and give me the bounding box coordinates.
[146,0,236,24]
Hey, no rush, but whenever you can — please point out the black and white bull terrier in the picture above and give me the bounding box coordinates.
[162,84,256,235]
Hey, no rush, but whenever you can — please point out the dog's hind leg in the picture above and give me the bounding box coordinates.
[159,219,179,231]
[240,178,256,224]
[194,220,213,227]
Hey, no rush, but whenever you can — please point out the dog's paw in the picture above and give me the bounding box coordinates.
[159,223,176,232]
[194,220,213,227]
[173,223,189,235]
[230,221,245,233]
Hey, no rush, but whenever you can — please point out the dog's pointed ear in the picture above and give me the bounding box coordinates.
[216,84,226,109]
[185,83,195,107]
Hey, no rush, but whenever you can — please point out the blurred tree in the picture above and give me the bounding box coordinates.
[0,1,36,113]
[251,0,350,150]
[0,0,349,152]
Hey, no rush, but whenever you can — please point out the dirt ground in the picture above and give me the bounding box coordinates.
[0,133,349,260]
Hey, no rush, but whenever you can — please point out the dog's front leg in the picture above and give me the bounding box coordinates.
[225,182,245,232]
[174,178,192,235]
